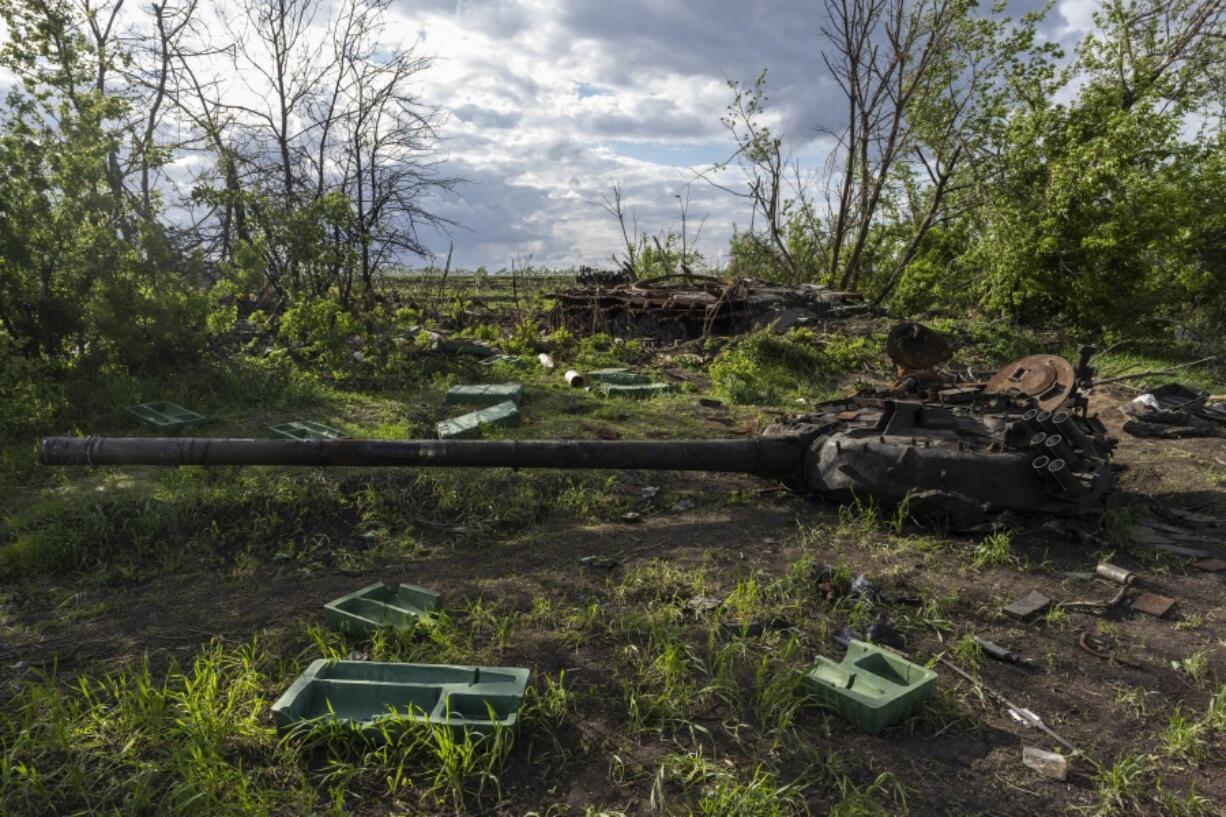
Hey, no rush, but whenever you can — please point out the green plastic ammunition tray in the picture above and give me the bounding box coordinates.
[126,401,205,430]
[272,660,530,736]
[324,581,441,635]
[797,640,937,734]
[445,384,524,407]
[436,400,519,439]
[269,421,349,441]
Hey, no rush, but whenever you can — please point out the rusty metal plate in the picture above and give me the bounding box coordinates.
[985,354,1076,410]
[1130,592,1175,617]
[835,410,861,421]
[886,322,952,371]
[1193,558,1226,572]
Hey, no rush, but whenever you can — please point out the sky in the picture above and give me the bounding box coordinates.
[0,0,1101,270]
[393,0,1101,270]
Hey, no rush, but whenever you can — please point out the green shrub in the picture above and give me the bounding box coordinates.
[709,329,875,405]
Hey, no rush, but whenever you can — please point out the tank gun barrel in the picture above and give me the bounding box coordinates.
[39,435,807,480]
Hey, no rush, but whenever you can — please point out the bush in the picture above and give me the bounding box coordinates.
[709,328,871,405]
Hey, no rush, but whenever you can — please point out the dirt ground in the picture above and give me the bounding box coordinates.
[2,385,1224,816]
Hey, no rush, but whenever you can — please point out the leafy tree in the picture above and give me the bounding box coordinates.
[966,0,1226,333]
[0,1,206,364]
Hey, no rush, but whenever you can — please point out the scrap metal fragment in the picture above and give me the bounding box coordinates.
[974,637,1040,669]
[985,355,1076,411]
[1095,563,1136,586]
[1146,542,1211,559]
[1003,591,1053,621]
[1130,592,1175,617]
[1076,631,1144,668]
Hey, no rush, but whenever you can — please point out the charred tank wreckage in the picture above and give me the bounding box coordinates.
[39,324,1115,525]
[552,273,869,341]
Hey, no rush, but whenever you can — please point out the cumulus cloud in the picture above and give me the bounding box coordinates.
[388,0,1084,269]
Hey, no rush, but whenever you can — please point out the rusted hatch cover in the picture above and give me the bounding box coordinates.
[985,354,1076,410]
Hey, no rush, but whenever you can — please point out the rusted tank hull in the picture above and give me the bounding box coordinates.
[550,274,866,340]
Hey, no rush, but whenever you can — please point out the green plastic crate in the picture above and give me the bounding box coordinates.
[586,368,651,385]
[324,581,441,635]
[600,382,674,399]
[436,400,519,439]
[445,383,524,407]
[269,420,349,441]
[126,401,205,430]
[271,659,530,736]
[797,640,937,734]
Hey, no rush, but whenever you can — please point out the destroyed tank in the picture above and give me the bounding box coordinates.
[39,350,1114,521]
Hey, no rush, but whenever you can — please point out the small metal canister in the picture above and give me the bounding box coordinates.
[1095,563,1135,586]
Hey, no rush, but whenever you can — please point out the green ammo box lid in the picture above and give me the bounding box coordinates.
[271,659,531,737]
[445,383,524,407]
[586,368,651,385]
[436,400,520,439]
[269,420,349,441]
[324,581,441,635]
[599,382,674,399]
[797,640,937,734]
[126,401,206,430]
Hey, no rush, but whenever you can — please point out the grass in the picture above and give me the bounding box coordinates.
[707,328,876,405]
[970,530,1013,569]
[1161,707,1208,764]
[1091,753,1154,816]
[1091,348,1226,394]
[5,303,1226,816]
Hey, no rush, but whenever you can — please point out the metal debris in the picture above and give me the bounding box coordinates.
[1130,592,1175,617]
[1062,584,1130,612]
[550,274,866,341]
[985,355,1077,411]
[1122,383,1226,439]
[937,655,1082,756]
[578,555,621,569]
[1095,563,1136,586]
[1004,591,1053,621]
[1076,631,1144,668]
[974,637,1039,669]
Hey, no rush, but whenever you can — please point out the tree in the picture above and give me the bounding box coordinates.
[0,0,206,363]
[181,0,459,306]
[966,0,1226,333]
[705,70,819,286]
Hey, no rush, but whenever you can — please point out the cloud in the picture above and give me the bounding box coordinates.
[388,0,1089,269]
[12,0,1087,271]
